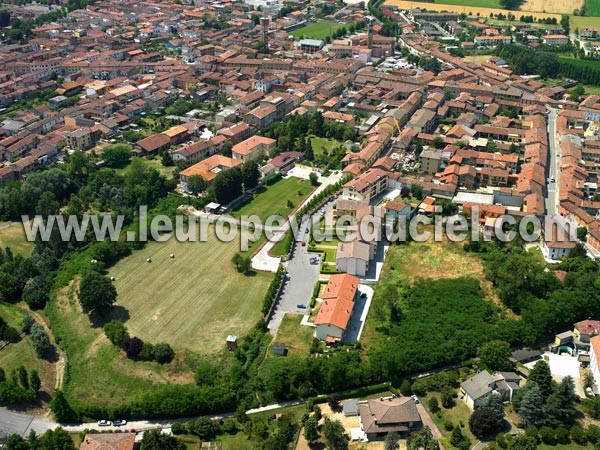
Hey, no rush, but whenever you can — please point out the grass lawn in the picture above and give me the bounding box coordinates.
[115,156,176,179]
[268,314,314,358]
[270,229,293,257]
[0,221,34,256]
[539,444,594,450]
[289,21,345,40]
[109,230,273,354]
[421,392,477,447]
[434,0,500,7]
[0,302,44,380]
[310,136,339,158]
[231,176,314,222]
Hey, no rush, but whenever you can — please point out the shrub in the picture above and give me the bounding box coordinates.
[555,426,570,445]
[539,426,555,445]
[154,343,175,364]
[571,425,588,445]
[30,323,50,357]
[121,336,144,358]
[103,320,128,347]
[428,396,440,414]
[21,314,34,334]
[139,343,155,361]
[171,422,185,435]
[587,424,600,443]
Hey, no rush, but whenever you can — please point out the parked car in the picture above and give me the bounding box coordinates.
[587,387,595,397]
[360,292,367,299]
[297,304,307,309]
[411,395,419,404]
[112,419,127,427]
[97,420,111,427]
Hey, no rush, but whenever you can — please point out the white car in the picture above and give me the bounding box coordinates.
[97,420,111,427]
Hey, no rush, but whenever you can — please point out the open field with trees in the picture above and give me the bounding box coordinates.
[289,21,345,40]
[109,231,273,354]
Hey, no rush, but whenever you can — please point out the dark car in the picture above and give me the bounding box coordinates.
[112,419,127,427]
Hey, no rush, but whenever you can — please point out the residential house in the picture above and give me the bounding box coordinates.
[358,396,423,440]
[314,273,359,343]
[460,371,520,410]
[179,154,242,191]
[336,240,372,277]
[79,433,135,450]
[232,135,276,162]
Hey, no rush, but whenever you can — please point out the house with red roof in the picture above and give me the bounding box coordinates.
[314,273,359,344]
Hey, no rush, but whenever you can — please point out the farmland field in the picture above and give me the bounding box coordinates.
[572,14,600,28]
[289,21,345,40]
[587,0,600,16]
[109,230,273,354]
[231,176,314,222]
[433,0,501,7]
[382,0,563,20]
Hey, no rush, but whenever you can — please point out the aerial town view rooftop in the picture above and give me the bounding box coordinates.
[2,0,600,448]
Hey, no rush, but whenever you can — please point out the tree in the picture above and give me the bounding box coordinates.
[30,323,50,357]
[188,417,219,439]
[23,276,50,309]
[561,14,570,34]
[410,184,423,200]
[313,404,322,421]
[0,10,10,27]
[518,381,545,427]
[103,320,128,346]
[428,396,440,414]
[328,394,341,411]
[36,191,60,217]
[470,407,501,438]
[38,427,76,450]
[21,314,34,334]
[121,336,144,358]
[441,389,455,408]
[303,416,319,443]
[309,172,319,186]
[102,144,131,168]
[400,379,413,396]
[408,426,439,450]
[451,426,470,450]
[221,141,233,157]
[239,256,252,275]
[385,431,400,450]
[323,418,349,450]
[577,226,588,241]
[162,151,174,167]
[30,370,41,393]
[479,340,513,371]
[154,343,175,364]
[78,272,117,315]
[50,390,77,422]
[141,429,186,450]
[3,435,29,450]
[508,434,538,450]
[242,160,260,190]
[528,360,553,399]
[232,253,242,271]
[304,137,314,161]
[545,376,577,426]
[187,174,207,195]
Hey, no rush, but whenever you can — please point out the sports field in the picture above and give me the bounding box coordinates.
[289,21,345,40]
[109,231,273,354]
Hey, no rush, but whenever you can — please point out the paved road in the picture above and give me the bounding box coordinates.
[545,108,560,216]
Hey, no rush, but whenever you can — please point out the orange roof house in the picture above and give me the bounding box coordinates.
[179,154,242,188]
[79,433,135,450]
[314,273,359,343]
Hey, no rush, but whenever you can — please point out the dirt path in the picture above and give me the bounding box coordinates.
[27,309,66,391]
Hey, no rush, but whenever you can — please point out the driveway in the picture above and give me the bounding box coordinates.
[342,285,374,344]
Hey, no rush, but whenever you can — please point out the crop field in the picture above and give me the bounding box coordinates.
[521,0,583,14]
[559,56,600,70]
[587,0,600,15]
[231,176,314,222]
[289,21,345,40]
[382,0,563,21]
[433,0,501,7]
[109,230,273,354]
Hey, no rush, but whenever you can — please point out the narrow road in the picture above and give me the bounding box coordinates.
[545,108,560,216]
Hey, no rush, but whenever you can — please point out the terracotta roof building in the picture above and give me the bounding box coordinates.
[314,273,359,343]
[79,433,135,450]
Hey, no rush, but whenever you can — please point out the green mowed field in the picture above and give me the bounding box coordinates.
[231,176,314,222]
[109,231,273,354]
[559,56,600,69]
[0,302,44,379]
[587,0,600,16]
[47,281,181,409]
[434,0,501,7]
[289,21,345,40]
[0,222,34,256]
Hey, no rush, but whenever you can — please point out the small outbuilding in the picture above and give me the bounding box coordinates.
[226,335,237,351]
[272,342,286,356]
[206,202,221,214]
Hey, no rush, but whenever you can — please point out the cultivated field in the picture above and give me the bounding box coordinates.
[587,0,600,15]
[521,0,583,14]
[572,14,600,28]
[109,231,272,354]
[382,0,563,21]
[289,21,345,40]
